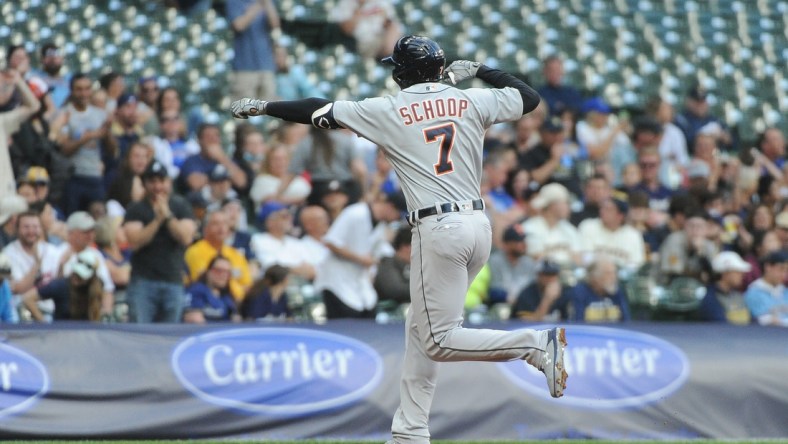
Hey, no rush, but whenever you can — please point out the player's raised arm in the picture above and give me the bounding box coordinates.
[231,97,343,129]
[444,60,541,115]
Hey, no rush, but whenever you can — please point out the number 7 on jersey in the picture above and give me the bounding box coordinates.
[423,123,456,176]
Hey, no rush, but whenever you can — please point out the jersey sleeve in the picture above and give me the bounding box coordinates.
[331,99,391,146]
[464,87,524,127]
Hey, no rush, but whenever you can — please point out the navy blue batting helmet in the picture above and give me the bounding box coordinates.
[381,35,445,89]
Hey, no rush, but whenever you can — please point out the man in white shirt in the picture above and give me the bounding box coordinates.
[522,183,581,268]
[56,212,115,317]
[579,198,646,272]
[315,191,406,319]
[2,211,61,320]
[298,205,331,269]
[250,201,314,279]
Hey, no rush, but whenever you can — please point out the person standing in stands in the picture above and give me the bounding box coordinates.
[123,160,196,323]
[226,0,281,102]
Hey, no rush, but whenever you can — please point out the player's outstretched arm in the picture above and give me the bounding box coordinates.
[443,60,540,115]
[231,97,343,129]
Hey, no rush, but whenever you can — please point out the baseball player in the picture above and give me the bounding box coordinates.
[232,35,567,443]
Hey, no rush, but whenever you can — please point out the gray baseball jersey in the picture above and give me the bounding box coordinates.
[333,83,523,210]
[334,83,553,444]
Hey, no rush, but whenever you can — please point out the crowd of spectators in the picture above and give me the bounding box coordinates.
[1,2,787,327]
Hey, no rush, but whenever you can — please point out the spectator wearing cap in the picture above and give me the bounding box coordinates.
[16,168,67,245]
[699,251,752,324]
[123,159,196,323]
[178,123,248,194]
[185,209,252,304]
[1,68,42,198]
[105,93,145,191]
[519,115,582,198]
[521,183,581,268]
[54,211,115,317]
[373,226,413,307]
[321,179,352,222]
[0,194,29,249]
[570,257,631,323]
[250,144,311,211]
[487,224,537,305]
[575,97,632,184]
[203,164,240,213]
[511,258,571,321]
[250,201,315,280]
[30,42,70,109]
[744,250,788,327]
[22,249,106,322]
[316,191,407,319]
[630,148,674,215]
[570,173,611,226]
[675,84,732,151]
[0,253,14,322]
[579,197,646,271]
[536,55,584,116]
[56,73,117,215]
[658,210,718,285]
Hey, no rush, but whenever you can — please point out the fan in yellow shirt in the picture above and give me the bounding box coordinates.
[184,210,251,301]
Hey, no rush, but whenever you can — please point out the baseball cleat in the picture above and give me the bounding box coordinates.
[541,327,568,398]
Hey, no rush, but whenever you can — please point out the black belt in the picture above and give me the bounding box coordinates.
[407,199,485,225]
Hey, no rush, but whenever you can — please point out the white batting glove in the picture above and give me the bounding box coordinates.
[231,98,268,119]
[444,60,482,85]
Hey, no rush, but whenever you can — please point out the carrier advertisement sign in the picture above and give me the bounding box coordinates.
[171,328,383,415]
[0,343,49,419]
[498,325,690,409]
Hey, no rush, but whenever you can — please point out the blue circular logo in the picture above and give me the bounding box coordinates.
[171,328,383,415]
[498,325,690,409]
[0,343,50,419]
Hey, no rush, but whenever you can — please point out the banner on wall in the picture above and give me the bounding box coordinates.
[0,322,786,440]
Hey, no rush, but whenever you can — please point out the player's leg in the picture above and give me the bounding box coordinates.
[390,306,437,444]
[416,213,547,367]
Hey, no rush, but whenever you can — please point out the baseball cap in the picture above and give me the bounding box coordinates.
[0,194,28,226]
[711,251,751,273]
[763,250,788,265]
[117,93,137,108]
[531,183,570,210]
[66,211,96,232]
[502,224,526,242]
[687,84,708,101]
[23,166,50,185]
[536,259,561,275]
[610,198,629,214]
[540,116,564,133]
[209,164,230,182]
[325,179,348,194]
[69,249,99,280]
[687,160,711,179]
[142,160,168,180]
[258,201,289,224]
[581,97,611,114]
[633,116,663,135]
[186,190,208,209]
